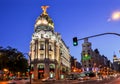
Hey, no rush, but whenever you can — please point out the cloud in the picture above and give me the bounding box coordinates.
[108,11,120,22]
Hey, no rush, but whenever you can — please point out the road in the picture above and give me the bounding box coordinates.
[32,76,120,84]
[107,77,120,84]
[72,76,120,84]
[0,81,8,84]
[1,76,120,84]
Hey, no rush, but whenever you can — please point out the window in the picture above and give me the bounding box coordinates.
[88,50,90,53]
[38,65,44,69]
[89,64,91,67]
[41,34,43,38]
[83,53,85,56]
[87,44,89,47]
[49,35,51,38]
[50,65,54,69]
[40,44,44,50]
[49,45,52,51]
[83,45,85,47]
[88,52,90,55]
[83,51,85,52]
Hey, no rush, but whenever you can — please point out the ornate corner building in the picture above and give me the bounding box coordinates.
[81,38,94,71]
[81,38,114,75]
[81,38,105,72]
[29,6,71,80]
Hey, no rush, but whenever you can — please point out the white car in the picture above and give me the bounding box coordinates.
[78,76,90,81]
[42,77,56,82]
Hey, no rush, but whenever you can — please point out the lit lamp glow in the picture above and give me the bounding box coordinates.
[112,11,120,20]
[3,68,8,72]
[73,69,76,72]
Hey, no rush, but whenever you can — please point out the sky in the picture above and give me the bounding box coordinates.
[0,0,120,62]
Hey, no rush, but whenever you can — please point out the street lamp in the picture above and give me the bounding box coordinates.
[24,53,31,84]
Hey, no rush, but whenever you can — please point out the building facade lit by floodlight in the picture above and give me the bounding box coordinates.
[29,6,71,80]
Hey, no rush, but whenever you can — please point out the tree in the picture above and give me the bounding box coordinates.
[0,46,28,74]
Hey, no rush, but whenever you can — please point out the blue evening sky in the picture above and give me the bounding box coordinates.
[0,0,120,62]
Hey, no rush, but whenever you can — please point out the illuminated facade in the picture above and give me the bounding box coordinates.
[81,38,107,72]
[29,6,71,80]
[81,38,93,71]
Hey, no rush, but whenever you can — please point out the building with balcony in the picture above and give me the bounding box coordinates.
[81,38,113,74]
[29,6,71,80]
[81,38,94,71]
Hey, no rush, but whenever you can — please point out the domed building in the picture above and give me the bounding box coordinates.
[29,6,71,80]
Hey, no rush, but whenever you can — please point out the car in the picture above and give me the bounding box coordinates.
[22,77,30,84]
[42,77,56,82]
[7,77,23,84]
[41,77,48,82]
[7,80,16,84]
[78,76,90,81]
[7,77,31,84]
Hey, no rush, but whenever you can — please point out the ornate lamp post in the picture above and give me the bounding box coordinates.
[24,53,31,84]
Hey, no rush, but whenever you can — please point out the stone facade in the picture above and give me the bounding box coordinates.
[29,6,70,80]
[81,38,93,71]
[81,38,111,72]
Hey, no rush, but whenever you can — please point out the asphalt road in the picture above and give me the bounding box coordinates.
[107,77,120,84]
[1,76,120,84]
[0,81,8,84]
[32,76,120,84]
[72,76,120,84]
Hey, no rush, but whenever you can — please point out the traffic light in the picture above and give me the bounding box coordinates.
[73,37,78,46]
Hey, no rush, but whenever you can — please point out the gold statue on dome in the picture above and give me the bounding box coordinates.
[41,6,49,15]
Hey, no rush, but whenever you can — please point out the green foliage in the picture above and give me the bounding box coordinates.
[0,46,28,73]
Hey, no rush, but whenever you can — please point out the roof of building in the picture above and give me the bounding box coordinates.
[35,6,54,32]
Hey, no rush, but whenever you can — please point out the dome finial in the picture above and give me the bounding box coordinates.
[41,6,49,15]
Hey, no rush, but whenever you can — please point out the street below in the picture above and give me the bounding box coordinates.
[32,76,120,84]
[1,76,120,84]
